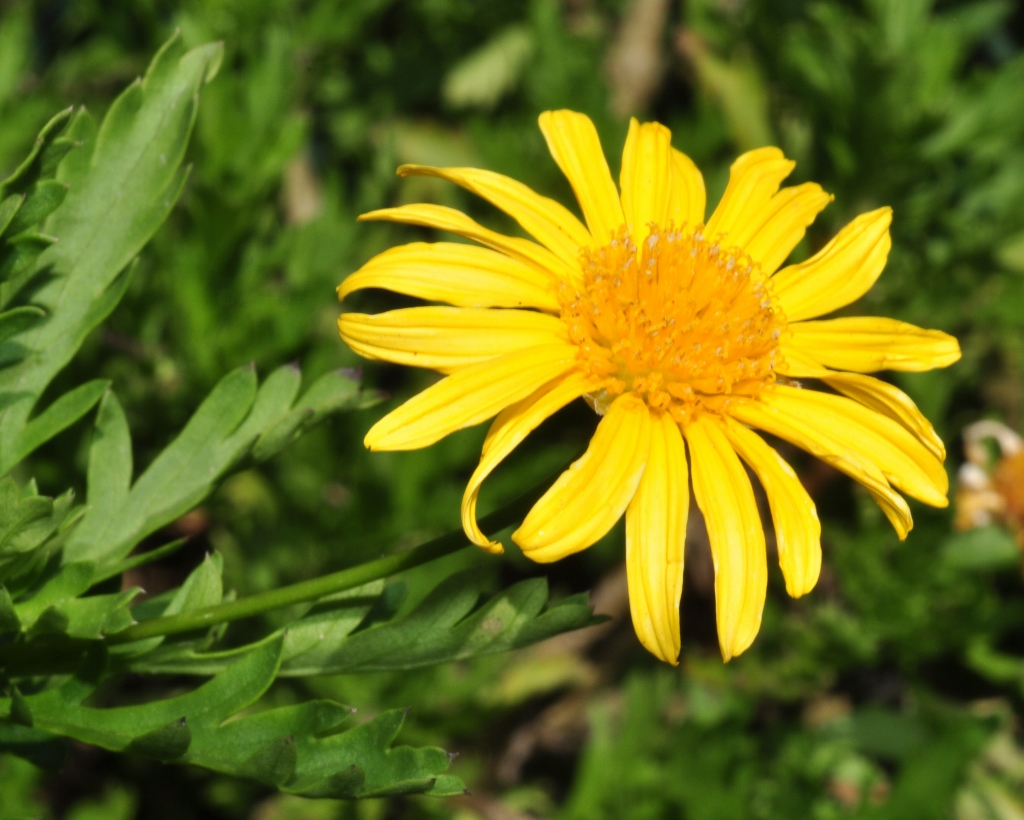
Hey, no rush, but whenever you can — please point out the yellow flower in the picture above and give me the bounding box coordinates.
[338,110,960,664]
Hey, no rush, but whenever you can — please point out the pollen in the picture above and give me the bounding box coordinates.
[559,225,787,425]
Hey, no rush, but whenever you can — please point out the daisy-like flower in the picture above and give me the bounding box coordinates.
[338,110,960,664]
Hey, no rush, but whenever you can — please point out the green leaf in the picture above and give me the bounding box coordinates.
[2,179,69,237]
[11,379,110,467]
[66,365,379,568]
[0,107,75,198]
[0,33,222,475]
[9,686,32,727]
[0,194,21,237]
[252,368,383,462]
[127,571,599,677]
[0,306,44,345]
[1,637,462,797]
[125,718,190,760]
[0,585,18,633]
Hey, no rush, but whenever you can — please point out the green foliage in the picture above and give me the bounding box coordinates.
[2,0,1024,818]
[0,24,601,810]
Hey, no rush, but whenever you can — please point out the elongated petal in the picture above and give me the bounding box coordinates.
[771,385,947,505]
[775,351,947,462]
[625,411,688,665]
[337,242,560,312]
[619,119,673,247]
[787,317,961,373]
[685,415,767,662]
[743,183,834,275]
[666,148,706,230]
[704,148,794,246]
[772,208,891,321]
[513,393,650,562]
[365,343,579,451]
[731,396,913,539]
[462,371,599,553]
[776,345,829,378]
[359,203,578,282]
[722,419,821,598]
[822,372,945,461]
[339,307,567,373]
[538,110,625,244]
[397,164,590,273]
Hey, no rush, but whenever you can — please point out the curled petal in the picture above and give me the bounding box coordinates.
[462,371,599,553]
[514,393,650,563]
[731,395,914,539]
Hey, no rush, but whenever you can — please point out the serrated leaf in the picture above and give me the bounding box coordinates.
[0,34,222,475]
[85,390,132,521]
[237,734,297,786]
[67,364,377,568]
[0,107,75,198]
[125,717,190,760]
[0,194,22,237]
[128,572,599,677]
[0,722,68,771]
[0,306,45,345]
[9,685,32,727]
[3,180,69,237]
[0,585,19,633]
[10,379,110,467]
[0,230,53,284]
[1,636,462,796]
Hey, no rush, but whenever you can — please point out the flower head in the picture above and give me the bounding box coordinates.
[338,111,960,664]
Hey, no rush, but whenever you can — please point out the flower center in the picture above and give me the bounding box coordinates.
[559,225,786,424]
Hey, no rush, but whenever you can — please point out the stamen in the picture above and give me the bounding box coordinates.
[559,224,786,419]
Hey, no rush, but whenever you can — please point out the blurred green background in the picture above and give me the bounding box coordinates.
[3,0,1024,817]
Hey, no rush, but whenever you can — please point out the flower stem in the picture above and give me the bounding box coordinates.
[107,466,561,645]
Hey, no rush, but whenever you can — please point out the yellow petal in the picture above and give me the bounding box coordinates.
[396,165,591,273]
[772,208,892,322]
[339,307,568,374]
[822,372,945,462]
[704,147,794,247]
[513,393,650,563]
[731,395,913,539]
[722,419,821,598]
[684,415,767,662]
[742,183,834,275]
[771,385,947,506]
[538,110,625,244]
[665,148,706,230]
[365,343,579,451]
[619,119,673,247]
[337,242,560,312]
[776,345,830,378]
[358,203,578,283]
[625,411,687,665]
[786,316,962,373]
[462,371,599,554]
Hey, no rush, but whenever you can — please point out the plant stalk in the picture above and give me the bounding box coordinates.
[107,468,561,645]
